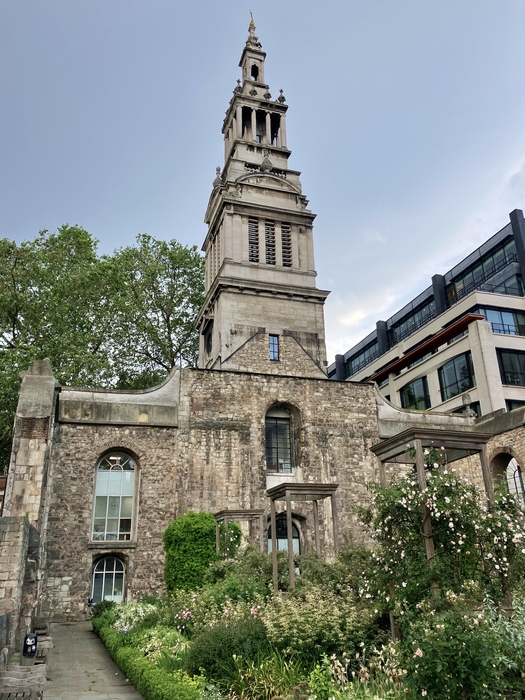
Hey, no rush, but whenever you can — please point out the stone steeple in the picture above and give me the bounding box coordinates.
[195,18,330,377]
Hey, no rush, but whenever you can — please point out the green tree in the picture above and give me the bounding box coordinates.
[108,235,205,388]
[0,226,205,472]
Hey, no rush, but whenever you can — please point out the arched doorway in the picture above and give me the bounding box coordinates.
[92,556,125,603]
[491,452,525,504]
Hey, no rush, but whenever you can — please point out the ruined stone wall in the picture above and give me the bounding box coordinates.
[0,517,31,650]
[42,369,379,621]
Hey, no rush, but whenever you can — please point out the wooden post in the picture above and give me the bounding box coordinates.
[378,457,387,487]
[270,499,278,593]
[286,490,295,588]
[480,445,495,504]
[215,519,220,554]
[313,499,321,557]
[224,515,229,558]
[415,439,436,565]
[331,491,339,554]
[259,514,264,552]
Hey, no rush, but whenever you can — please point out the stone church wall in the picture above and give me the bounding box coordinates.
[41,368,379,621]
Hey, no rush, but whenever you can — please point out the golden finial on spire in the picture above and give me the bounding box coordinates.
[248,11,256,36]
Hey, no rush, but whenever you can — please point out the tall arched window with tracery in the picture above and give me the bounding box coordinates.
[92,452,136,542]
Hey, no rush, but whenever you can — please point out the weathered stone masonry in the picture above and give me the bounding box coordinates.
[39,367,379,621]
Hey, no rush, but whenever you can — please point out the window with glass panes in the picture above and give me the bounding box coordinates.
[265,417,291,472]
[92,556,124,603]
[269,335,279,361]
[438,352,475,401]
[476,307,525,336]
[497,349,525,387]
[92,453,135,541]
[399,376,431,410]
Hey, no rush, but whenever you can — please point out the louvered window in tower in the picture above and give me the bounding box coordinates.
[248,218,259,262]
[281,223,292,267]
[265,220,276,265]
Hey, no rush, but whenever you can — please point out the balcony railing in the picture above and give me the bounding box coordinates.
[502,371,525,387]
[491,323,525,336]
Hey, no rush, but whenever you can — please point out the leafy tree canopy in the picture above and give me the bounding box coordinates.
[0,225,205,471]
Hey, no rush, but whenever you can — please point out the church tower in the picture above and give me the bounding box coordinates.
[195,18,330,378]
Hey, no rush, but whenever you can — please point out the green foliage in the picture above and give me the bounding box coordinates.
[93,616,204,700]
[163,511,241,592]
[228,650,308,700]
[90,599,116,618]
[309,655,337,700]
[0,226,204,472]
[399,602,498,700]
[184,616,271,685]
[112,602,160,634]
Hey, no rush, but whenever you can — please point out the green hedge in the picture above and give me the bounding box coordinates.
[92,617,203,700]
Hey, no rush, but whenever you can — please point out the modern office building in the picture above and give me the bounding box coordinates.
[328,209,525,418]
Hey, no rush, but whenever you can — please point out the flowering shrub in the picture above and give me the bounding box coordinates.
[359,467,525,607]
[261,583,375,664]
[132,625,189,662]
[399,602,498,699]
[112,602,159,634]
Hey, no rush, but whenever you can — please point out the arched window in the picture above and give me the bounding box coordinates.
[507,458,525,504]
[268,518,300,553]
[265,408,292,473]
[92,452,136,542]
[251,64,259,81]
[92,556,124,603]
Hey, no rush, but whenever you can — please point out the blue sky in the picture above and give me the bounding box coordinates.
[2,0,525,361]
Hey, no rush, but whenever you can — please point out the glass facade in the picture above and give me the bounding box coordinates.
[345,341,379,377]
[497,349,525,386]
[446,238,517,304]
[92,453,135,542]
[400,376,431,410]
[265,417,292,472]
[390,299,436,345]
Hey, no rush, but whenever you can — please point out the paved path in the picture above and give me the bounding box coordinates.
[45,621,144,700]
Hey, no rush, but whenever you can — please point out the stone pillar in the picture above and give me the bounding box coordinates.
[265,112,271,145]
[236,105,243,138]
[276,116,282,147]
[280,114,287,148]
[251,109,257,142]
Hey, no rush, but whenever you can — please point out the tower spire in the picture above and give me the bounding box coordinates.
[196,25,330,377]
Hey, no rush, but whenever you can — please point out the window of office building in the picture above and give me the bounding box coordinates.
[438,352,475,401]
[506,399,525,412]
[345,341,379,377]
[476,307,525,336]
[400,376,431,410]
[265,413,292,473]
[92,452,135,542]
[390,298,436,345]
[497,349,525,387]
[446,238,517,304]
